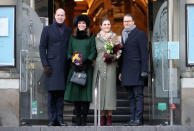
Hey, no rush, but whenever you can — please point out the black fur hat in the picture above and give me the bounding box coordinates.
[73,14,91,27]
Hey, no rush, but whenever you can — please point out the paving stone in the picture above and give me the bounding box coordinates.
[156,126,173,131]
[131,126,157,131]
[178,126,194,131]
[97,126,113,131]
[116,126,133,131]
[172,126,186,131]
[0,127,19,131]
[20,126,40,131]
[41,126,62,131]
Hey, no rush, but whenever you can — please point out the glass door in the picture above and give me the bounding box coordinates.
[20,51,48,125]
[148,0,170,125]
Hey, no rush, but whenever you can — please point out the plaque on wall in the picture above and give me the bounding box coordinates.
[186,4,194,66]
[0,6,16,67]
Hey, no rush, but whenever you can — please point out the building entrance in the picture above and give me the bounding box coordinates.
[19,0,181,126]
[53,0,179,125]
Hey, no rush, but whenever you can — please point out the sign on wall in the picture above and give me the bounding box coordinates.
[186,4,194,66]
[0,6,15,67]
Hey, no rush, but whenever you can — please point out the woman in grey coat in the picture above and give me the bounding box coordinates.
[90,18,121,126]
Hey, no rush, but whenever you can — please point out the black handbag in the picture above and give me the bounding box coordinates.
[70,71,87,86]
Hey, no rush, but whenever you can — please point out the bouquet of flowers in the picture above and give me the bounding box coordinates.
[104,36,123,64]
[72,51,83,66]
[104,39,114,54]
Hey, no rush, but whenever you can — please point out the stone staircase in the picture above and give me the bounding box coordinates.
[63,85,152,126]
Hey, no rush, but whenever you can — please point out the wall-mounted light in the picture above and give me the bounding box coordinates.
[74,0,84,1]
[82,12,88,15]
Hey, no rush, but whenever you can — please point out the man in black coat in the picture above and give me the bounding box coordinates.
[39,8,71,126]
[119,14,149,126]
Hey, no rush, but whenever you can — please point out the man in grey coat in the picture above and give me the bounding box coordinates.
[119,14,149,126]
[39,8,71,126]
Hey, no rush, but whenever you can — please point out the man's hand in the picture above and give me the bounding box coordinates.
[141,72,148,78]
[44,66,52,76]
[118,73,122,81]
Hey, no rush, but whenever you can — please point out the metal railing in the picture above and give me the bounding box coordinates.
[94,70,101,129]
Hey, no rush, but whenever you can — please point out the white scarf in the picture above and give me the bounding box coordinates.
[97,30,116,41]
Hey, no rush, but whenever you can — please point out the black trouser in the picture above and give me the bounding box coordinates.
[74,101,89,125]
[48,91,64,122]
[126,86,144,121]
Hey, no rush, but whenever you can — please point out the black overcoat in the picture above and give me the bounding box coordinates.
[39,23,72,91]
[121,28,149,87]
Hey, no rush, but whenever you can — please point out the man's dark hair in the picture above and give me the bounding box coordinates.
[124,14,134,21]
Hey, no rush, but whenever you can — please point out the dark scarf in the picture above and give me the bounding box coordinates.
[76,30,88,39]
[55,22,65,35]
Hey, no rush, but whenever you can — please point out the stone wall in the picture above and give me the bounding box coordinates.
[0,88,19,126]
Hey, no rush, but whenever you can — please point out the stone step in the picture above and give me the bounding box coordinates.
[63,85,152,125]
[1,126,192,131]
[71,114,150,123]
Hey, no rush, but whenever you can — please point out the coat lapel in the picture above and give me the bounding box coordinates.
[52,24,69,41]
[51,24,61,40]
[121,36,124,44]
[62,26,69,41]
[125,28,137,44]
[121,28,137,45]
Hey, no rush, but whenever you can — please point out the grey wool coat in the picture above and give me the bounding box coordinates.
[90,32,117,110]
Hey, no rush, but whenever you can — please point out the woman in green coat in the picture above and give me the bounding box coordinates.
[90,18,122,126]
[64,15,96,126]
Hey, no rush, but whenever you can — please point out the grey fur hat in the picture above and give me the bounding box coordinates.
[73,14,91,27]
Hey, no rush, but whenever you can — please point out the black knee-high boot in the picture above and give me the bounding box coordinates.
[81,102,89,126]
[74,102,82,126]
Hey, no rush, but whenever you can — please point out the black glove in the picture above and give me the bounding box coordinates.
[84,59,92,65]
[67,59,72,69]
[72,63,83,72]
[141,72,148,78]
[82,59,92,71]
[44,65,52,76]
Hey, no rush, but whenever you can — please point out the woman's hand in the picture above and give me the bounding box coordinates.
[118,73,122,81]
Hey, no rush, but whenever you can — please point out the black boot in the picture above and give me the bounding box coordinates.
[74,102,82,126]
[81,102,89,126]
[76,117,82,126]
[82,116,87,126]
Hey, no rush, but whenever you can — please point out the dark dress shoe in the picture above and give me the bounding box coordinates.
[57,121,67,126]
[124,120,134,126]
[130,120,142,126]
[81,117,87,126]
[48,121,56,126]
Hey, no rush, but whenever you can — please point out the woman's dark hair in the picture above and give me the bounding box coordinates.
[72,28,91,38]
[100,17,110,25]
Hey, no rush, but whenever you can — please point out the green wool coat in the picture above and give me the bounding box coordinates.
[64,34,96,102]
[90,33,117,110]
